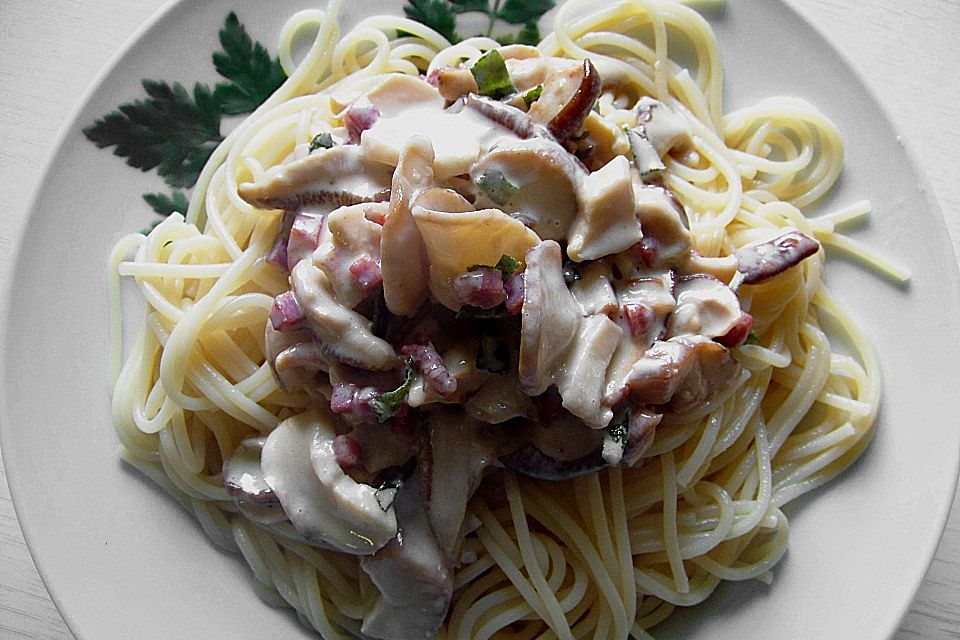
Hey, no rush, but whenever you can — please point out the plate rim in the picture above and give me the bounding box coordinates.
[1,0,958,638]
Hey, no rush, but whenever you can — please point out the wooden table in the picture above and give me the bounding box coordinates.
[1,0,958,637]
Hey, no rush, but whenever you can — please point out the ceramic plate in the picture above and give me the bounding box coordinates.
[2,1,958,638]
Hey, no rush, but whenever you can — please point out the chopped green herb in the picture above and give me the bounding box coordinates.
[477,332,510,374]
[308,132,335,152]
[495,254,522,277]
[404,0,460,43]
[475,168,518,205]
[514,21,543,46]
[470,49,515,100]
[496,0,555,24]
[83,80,223,189]
[143,191,189,217]
[212,12,287,115]
[626,126,666,179]
[521,84,543,108]
[369,357,415,423]
[745,331,762,346]
[449,0,489,13]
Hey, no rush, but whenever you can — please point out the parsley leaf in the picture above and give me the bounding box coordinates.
[212,12,287,115]
[308,132,335,152]
[495,254,521,277]
[496,0,555,25]
[475,168,518,205]
[521,84,543,107]
[369,357,415,423]
[404,0,460,43]
[449,0,489,13]
[83,80,222,189]
[515,21,542,46]
[745,331,762,346]
[143,191,189,216]
[471,49,515,99]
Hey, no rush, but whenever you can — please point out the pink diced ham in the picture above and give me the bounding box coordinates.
[400,342,457,397]
[504,271,524,314]
[333,434,363,469]
[269,291,305,332]
[344,99,380,144]
[349,254,383,293]
[286,213,325,269]
[454,267,506,309]
[622,303,655,338]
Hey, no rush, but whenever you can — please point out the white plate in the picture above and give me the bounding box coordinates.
[2,1,958,639]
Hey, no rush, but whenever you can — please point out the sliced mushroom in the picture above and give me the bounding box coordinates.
[360,477,453,640]
[582,110,631,168]
[261,408,398,554]
[635,97,693,156]
[634,183,691,268]
[622,408,661,466]
[499,413,610,480]
[555,313,623,429]
[568,155,642,261]
[422,411,494,563]
[528,58,602,142]
[615,269,677,346]
[314,202,387,309]
[569,261,617,316]
[365,73,445,116]
[223,437,286,524]
[264,324,329,392]
[503,50,547,93]
[519,241,582,396]
[238,145,393,211]
[735,230,820,285]
[470,137,582,241]
[380,137,434,317]
[667,274,743,339]
[626,335,740,413]
[412,202,539,312]
[465,368,537,424]
[499,442,608,481]
[435,66,479,102]
[291,261,397,370]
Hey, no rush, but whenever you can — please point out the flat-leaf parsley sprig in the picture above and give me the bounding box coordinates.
[403,0,555,46]
[83,12,286,229]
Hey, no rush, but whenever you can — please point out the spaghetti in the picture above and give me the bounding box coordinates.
[108,0,904,637]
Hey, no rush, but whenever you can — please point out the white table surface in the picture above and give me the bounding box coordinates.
[1,0,958,638]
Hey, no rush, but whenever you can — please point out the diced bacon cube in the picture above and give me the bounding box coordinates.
[622,303,655,338]
[349,255,383,293]
[454,267,506,309]
[269,291,305,332]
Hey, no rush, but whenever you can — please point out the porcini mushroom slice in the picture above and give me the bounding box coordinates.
[262,408,398,554]
[567,155,642,262]
[238,144,393,211]
[412,204,539,312]
[291,261,397,370]
[528,58,603,142]
[315,203,386,309]
[519,241,583,396]
[471,137,582,241]
[499,443,609,481]
[223,437,286,524]
[667,274,743,339]
[635,97,693,156]
[735,230,820,285]
[381,137,434,317]
[360,477,453,640]
[627,335,740,413]
[264,324,330,392]
[555,314,623,429]
[634,183,691,268]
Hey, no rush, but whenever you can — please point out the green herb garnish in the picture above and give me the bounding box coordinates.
[477,332,510,374]
[470,49,515,100]
[495,254,522,277]
[404,0,460,43]
[143,191,189,217]
[626,126,666,179]
[308,132,335,153]
[475,167,518,205]
[496,0,555,24]
[83,80,223,189]
[521,84,543,108]
[369,357,415,423]
[83,13,285,229]
[212,13,287,115]
[745,331,762,346]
